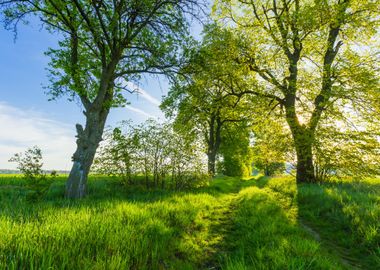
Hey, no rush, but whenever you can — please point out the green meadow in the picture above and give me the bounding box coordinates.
[1,0,379,269]
[0,175,378,269]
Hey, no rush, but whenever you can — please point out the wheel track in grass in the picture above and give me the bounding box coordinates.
[199,181,245,270]
[200,193,239,270]
[0,185,20,189]
[252,177,365,270]
[198,178,263,269]
[196,177,365,270]
[298,219,363,270]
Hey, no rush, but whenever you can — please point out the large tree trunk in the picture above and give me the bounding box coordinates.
[295,139,315,183]
[292,127,316,183]
[284,91,316,183]
[66,109,109,198]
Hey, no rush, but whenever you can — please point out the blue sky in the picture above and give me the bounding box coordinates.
[0,17,204,170]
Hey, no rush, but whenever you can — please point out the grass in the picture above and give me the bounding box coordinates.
[0,175,378,269]
[252,176,380,269]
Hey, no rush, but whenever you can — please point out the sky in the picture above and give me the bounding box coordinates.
[0,15,204,170]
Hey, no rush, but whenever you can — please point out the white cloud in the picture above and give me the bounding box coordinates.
[125,81,161,106]
[0,102,76,170]
[125,105,158,119]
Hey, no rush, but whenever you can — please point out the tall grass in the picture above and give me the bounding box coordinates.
[0,175,378,269]
[254,176,380,269]
[218,184,343,270]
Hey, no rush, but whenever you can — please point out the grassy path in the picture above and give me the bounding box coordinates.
[250,177,359,269]
[196,177,350,270]
[299,219,363,270]
[0,175,378,269]
[200,192,240,269]
[250,176,379,270]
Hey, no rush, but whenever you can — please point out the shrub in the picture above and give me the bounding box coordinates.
[95,120,209,190]
[9,146,54,201]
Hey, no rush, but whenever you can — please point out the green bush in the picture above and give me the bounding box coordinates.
[9,146,54,201]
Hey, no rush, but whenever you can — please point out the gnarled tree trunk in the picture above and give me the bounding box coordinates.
[66,108,109,199]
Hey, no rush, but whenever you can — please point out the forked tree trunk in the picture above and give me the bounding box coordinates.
[284,91,317,184]
[66,109,109,199]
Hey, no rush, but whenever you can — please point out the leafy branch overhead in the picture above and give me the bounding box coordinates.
[2,0,202,107]
[1,0,206,198]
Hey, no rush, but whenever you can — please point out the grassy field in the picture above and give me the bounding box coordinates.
[0,175,379,269]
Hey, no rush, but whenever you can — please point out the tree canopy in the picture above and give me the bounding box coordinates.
[212,0,380,182]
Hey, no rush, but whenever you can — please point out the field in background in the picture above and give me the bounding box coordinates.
[0,175,379,269]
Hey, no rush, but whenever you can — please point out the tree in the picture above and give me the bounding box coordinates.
[133,119,171,188]
[9,146,45,182]
[1,0,203,198]
[161,25,255,176]
[9,146,55,200]
[93,122,139,185]
[214,0,380,183]
[251,117,292,176]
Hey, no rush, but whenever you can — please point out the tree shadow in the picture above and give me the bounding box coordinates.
[296,179,380,269]
[206,175,379,269]
[205,182,343,270]
[7,175,375,269]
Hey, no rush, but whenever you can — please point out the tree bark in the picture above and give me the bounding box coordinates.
[65,108,109,198]
[283,95,316,183]
[264,162,270,176]
[206,114,222,176]
[207,150,217,176]
[292,127,316,183]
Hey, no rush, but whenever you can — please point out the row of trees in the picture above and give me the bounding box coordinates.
[1,0,379,198]
[161,24,260,177]
[163,0,380,183]
[94,120,208,189]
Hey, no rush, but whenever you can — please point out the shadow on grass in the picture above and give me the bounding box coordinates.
[0,175,263,227]
[296,180,380,269]
[209,183,343,270]
[46,175,265,205]
[247,176,380,269]
[7,174,375,269]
